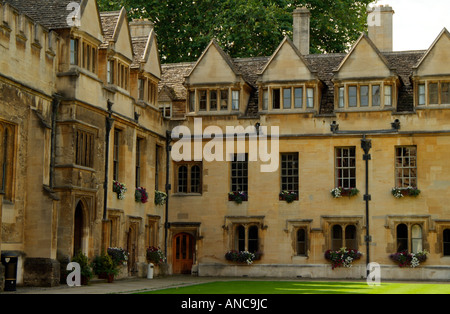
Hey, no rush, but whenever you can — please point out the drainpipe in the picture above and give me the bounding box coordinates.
[361,135,372,275]
[164,130,172,259]
[50,95,62,189]
[102,100,114,251]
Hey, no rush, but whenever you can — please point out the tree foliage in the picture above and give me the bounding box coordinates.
[97,0,374,63]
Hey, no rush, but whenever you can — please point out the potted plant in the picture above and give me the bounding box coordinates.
[279,191,298,203]
[155,191,167,206]
[107,247,128,267]
[331,187,359,199]
[389,250,428,268]
[392,186,421,199]
[146,246,166,266]
[113,180,127,200]
[71,251,93,285]
[324,247,363,270]
[228,191,248,204]
[92,253,118,283]
[135,187,149,204]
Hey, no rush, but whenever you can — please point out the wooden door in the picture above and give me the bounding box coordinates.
[173,233,194,274]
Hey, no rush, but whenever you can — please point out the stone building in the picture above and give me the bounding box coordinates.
[159,5,450,280]
[0,0,167,289]
[1,0,450,289]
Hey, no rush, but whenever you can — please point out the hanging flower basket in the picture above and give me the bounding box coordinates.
[324,247,363,270]
[155,191,167,206]
[228,191,248,204]
[279,191,298,203]
[392,187,421,199]
[135,187,149,204]
[389,250,428,268]
[113,180,127,200]
[331,187,359,199]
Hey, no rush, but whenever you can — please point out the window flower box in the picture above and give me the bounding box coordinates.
[324,247,363,270]
[331,187,359,199]
[389,250,428,268]
[225,250,262,265]
[391,187,421,199]
[113,180,127,200]
[279,191,299,203]
[228,191,248,204]
[135,187,149,204]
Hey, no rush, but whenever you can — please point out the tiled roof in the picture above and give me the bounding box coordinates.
[131,36,148,68]
[4,0,81,30]
[99,11,120,46]
[160,50,427,116]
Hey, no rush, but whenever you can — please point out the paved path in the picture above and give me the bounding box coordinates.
[0,276,219,294]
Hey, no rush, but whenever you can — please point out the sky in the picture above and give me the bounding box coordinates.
[372,0,450,51]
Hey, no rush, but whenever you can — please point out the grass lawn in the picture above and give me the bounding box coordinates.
[140,280,450,294]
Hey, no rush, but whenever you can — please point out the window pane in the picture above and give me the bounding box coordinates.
[395,146,417,188]
[411,225,423,254]
[262,90,269,110]
[199,90,207,111]
[397,224,408,252]
[232,91,240,110]
[281,153,299,193]
[297,229,306,255]
[70,39,78,65]
[345,225,358,250]
[178,166,188,193]
[332,225,343,251]
[231,154,248,193]
[191,165,201,193]
[349,86,357,107]
[248,226,259,253]
[360,85,369,107]
[295,88,303,108]
[384,85,392,106]
[283,89,291,109]
[272,89,280,109]
[220,90,229,111]
[189,91,196,112]
[338,87,345,108]
[429,83,438,104]
[441,83,450,104]
[335,147,356,189]
[237,225,245,252]
[372,85,381,106]
[210,90,217,111]
[306,88,314,108]
[418,84,426,106]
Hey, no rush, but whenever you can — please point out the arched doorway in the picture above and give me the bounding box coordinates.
[173,233,194,274]
[73,202,84,255]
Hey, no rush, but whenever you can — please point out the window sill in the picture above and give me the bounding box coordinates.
[334,107,394,113]
[172,193,203,197]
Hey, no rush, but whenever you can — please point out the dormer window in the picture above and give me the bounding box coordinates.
[416,81,450,106]
[263,85,316,111]
[337,83,394,109]
[187,88,236,113]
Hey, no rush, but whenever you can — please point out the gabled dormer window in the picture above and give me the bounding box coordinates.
[337,83,393,109]
[263,85,316,111]
[417,81,450,106]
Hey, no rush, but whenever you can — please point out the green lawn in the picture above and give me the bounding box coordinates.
[140,280,450,294]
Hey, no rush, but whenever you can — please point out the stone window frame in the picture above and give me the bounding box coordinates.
[285,219,312,258]
[322,216,364,252]
[174,162,203,195]
[434,221,450,257]
[223,216,267,255]
[335,81,395,110]
[145,215,161,249]
[335,146,356,190]
[415,80,450,107]
[260,83,317,112]
[385,215,431,254]
[394,145,417,189]
[75,127,95,169]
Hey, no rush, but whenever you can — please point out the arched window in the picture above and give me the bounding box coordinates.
[236,225,245,252]
[177,166,188,193]
[332,225,343,251]
[73,202,84,255]
[190,165,201,193]
[444,229,450,256]
[297,229,306,256]
[248,226,259,253]
[411,225,423,253]
[397,224,408,252]
[345,225,358,250]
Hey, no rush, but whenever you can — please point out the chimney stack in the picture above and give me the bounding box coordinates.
[293,7,310,55]
[129,19,154,38]
[368,5,394,52]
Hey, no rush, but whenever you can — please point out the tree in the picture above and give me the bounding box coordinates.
[97,0,374,63]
